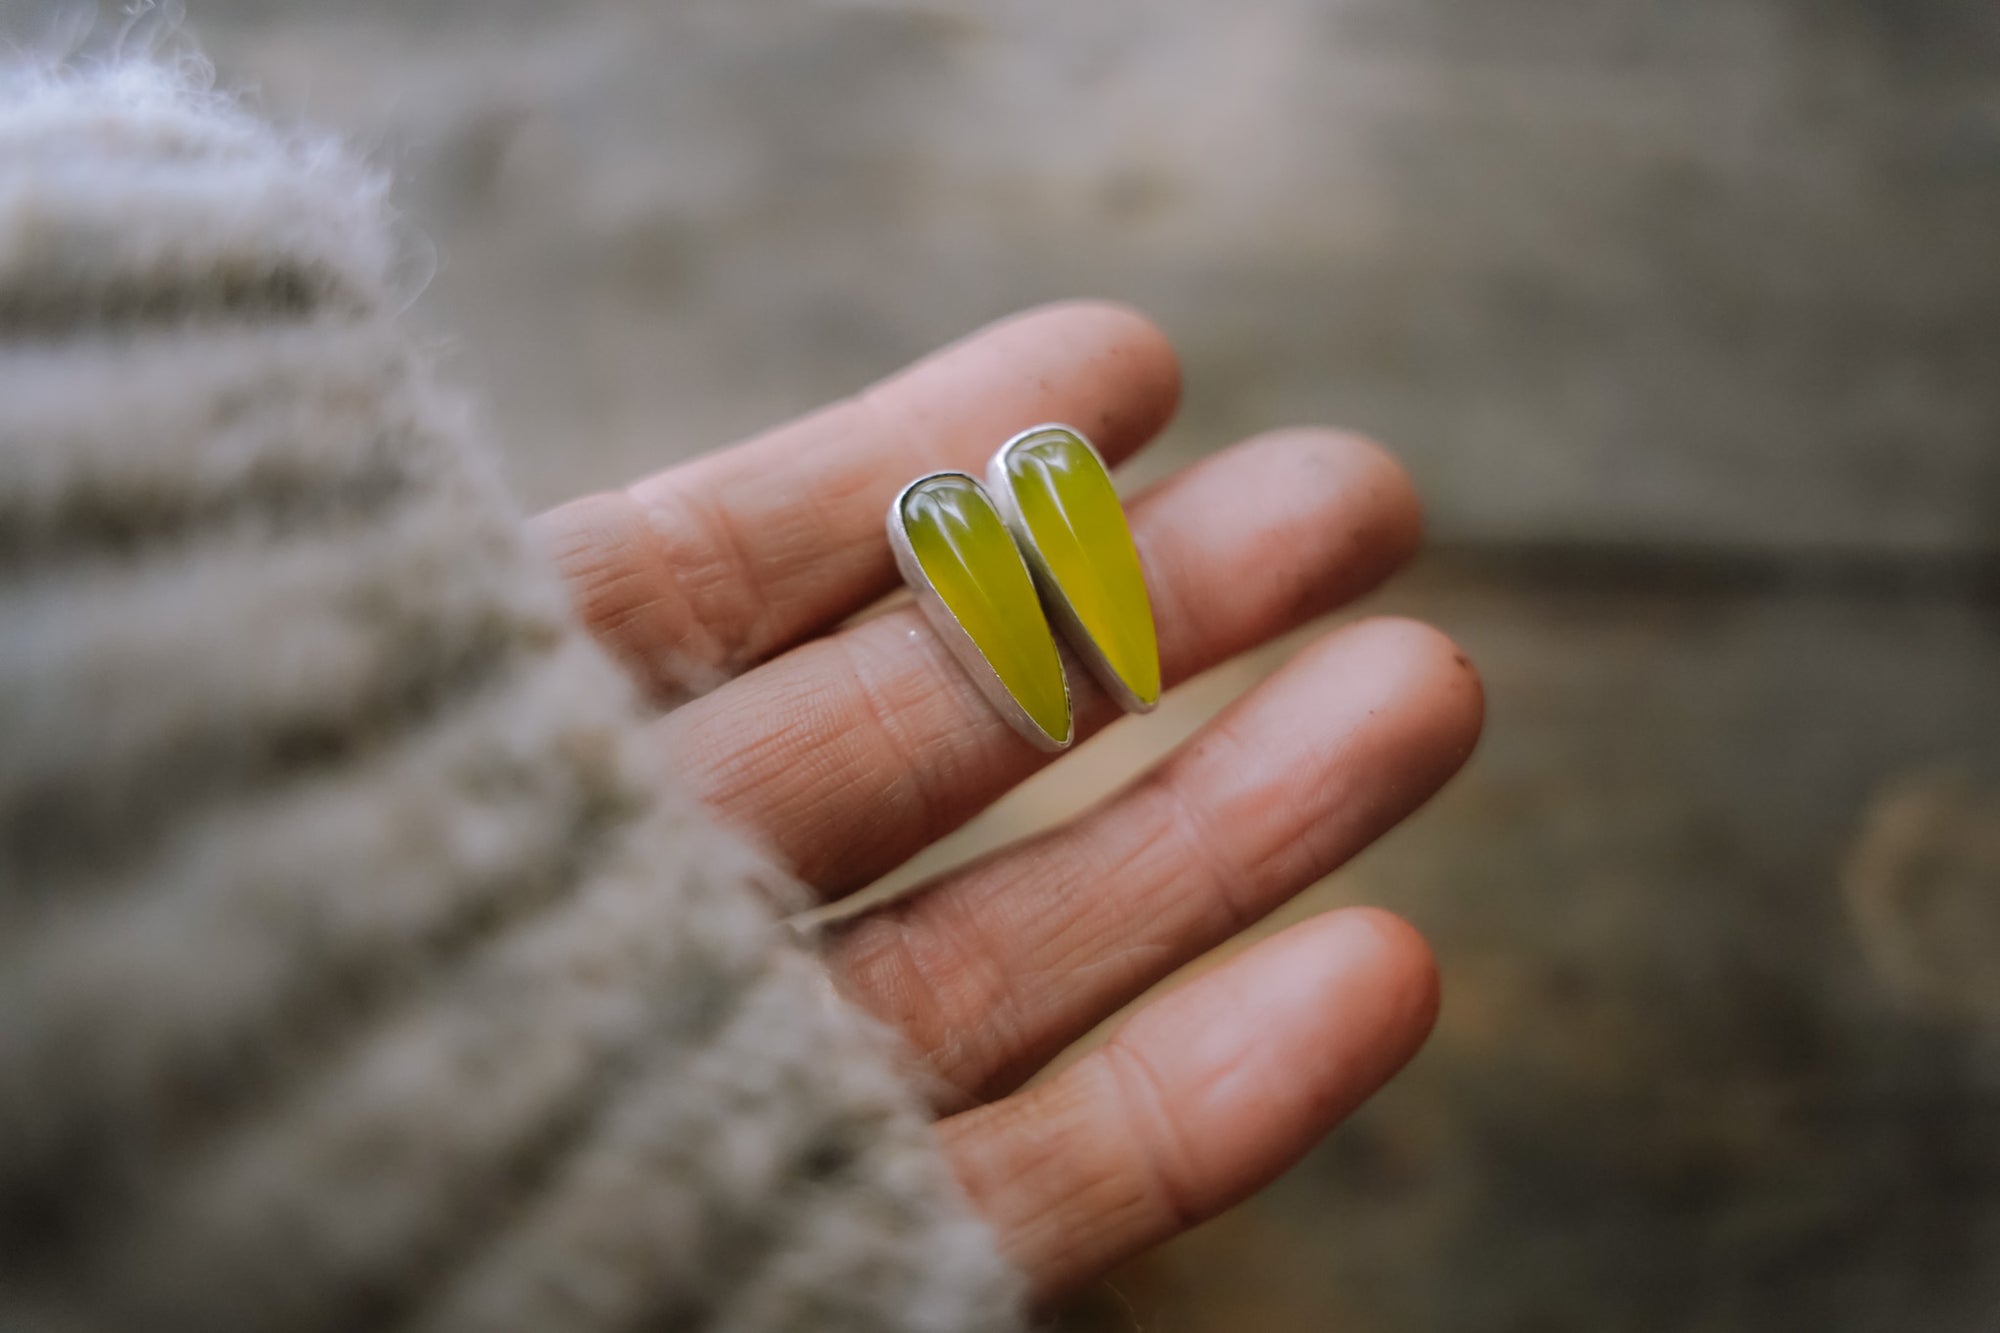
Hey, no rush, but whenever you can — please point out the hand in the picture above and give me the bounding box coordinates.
[534,303,1484,1305]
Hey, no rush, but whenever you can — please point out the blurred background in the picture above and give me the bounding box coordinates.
[71,0,2000,1327]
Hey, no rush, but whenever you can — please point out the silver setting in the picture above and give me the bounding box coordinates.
[986,423,1158,715]
[886,470,1074,752]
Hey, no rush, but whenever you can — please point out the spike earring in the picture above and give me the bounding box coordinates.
[886,471,1075,751]
[986,424,1160,714]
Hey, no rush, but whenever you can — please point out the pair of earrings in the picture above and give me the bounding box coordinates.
[886,423,1159,751]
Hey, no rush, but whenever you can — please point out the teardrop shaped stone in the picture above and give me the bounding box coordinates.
[901,475,1072,745]
[1001,428,1160,708]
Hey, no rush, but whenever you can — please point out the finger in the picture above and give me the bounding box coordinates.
[659,427,1423,896]
[939,908,1439,1305]
[533,301,1179,699]
[830,615,1481,1101]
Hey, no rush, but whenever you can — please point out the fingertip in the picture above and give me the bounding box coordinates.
[1223,907,1439,1085]
[1326,615,1487,769]
[1249,427,1424,573]
[939,905,1447,1302]
[992,300,1182,457]
[1313,906,1442,1070]
[1343,430,1426,569]
[1099,908,1443,1227]
[1134,429,1426,676]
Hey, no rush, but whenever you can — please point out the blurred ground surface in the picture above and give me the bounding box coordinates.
[51,1,2000,1328]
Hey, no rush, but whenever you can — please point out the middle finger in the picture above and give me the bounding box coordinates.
[655,427,1421,897]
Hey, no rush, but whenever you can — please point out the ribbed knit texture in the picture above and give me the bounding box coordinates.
[0,61,1022,1333]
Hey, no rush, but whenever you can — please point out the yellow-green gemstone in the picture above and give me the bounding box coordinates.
[1003,428,1160,708]
[901,476,1072,744]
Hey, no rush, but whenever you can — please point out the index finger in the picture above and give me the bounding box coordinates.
[534,302,1180,700]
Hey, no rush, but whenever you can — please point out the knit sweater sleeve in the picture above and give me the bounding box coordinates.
[0,62,1021,1333]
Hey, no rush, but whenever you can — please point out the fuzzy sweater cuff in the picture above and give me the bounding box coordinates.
[0,60,1021,1333]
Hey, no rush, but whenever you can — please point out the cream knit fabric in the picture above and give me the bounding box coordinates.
[0,61,1021,1333]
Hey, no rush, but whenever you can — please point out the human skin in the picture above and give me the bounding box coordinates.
[535,301,1485,1307]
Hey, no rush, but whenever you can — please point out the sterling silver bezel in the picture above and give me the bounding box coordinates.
[886,470,1074,752]
[985,423,1159,716]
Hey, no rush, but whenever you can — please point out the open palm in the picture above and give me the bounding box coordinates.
[535,303,1484,1305]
